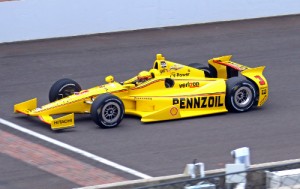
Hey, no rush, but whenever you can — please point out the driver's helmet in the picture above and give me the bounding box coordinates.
[137,71,152,82]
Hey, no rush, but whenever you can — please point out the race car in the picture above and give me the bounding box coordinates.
[14,54,268,130]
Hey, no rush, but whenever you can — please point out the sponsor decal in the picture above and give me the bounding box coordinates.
[53,119,72,125]
[160,68,168,74]
[254,75,266,85]
[170,106,178,116]
[161,61,167,68]
[134,97,152,100]
[173,96,223,109]
[229,62,248,71]
[215,60,248,71]
[179,82,200,88]
[160,63,184,74]
[170,72,190,77]
[261,88,267,95]
[169,64,183,71]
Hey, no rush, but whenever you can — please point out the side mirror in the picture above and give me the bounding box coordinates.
[105,75,114,83]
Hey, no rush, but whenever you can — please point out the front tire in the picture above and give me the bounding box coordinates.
[49,78,82,102]
[226,77,257,112]
[91,94,124,129]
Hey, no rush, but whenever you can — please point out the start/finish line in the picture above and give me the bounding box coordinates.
[0,118,152,179]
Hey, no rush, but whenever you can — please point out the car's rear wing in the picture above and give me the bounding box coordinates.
[14,98,75,130]
[208,55,252,79]
[208,55,268,107]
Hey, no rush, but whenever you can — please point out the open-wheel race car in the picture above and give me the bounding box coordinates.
[14,54,268,130]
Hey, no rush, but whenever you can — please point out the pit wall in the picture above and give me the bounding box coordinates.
[75,159,300,189]
[1,0,300,43]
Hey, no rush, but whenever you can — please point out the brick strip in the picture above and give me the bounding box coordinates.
[0,130,127,186]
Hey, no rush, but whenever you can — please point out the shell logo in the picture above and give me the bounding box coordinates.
[170,106,178,116]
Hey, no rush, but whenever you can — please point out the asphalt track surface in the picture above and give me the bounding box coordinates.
[1,15,300,188]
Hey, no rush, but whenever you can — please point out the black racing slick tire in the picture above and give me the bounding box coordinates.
[49,78,82,102]
[91,94,125,129]
[188,63,212,77]
[226,77,257,112]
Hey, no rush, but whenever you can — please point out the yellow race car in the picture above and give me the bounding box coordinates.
[14,54,268,130]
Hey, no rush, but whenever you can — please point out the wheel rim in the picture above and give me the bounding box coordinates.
[234,86,253,108]
[99,102,121,124]
[59,86,76,98]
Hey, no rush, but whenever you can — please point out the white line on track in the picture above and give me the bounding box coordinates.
[0,118,152,179]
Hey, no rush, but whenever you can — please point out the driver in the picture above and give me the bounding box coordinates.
[122,70,152,86]
[136,71,152,83]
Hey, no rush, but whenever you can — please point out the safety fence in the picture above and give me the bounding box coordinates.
[134,162,300,189]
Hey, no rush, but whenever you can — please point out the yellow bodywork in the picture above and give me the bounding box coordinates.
[14,54,268,130]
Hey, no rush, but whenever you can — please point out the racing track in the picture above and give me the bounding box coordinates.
[1,15,300,188]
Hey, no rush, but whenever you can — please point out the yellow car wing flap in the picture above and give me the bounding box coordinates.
[14,98,37,114]
[39,114,75,130]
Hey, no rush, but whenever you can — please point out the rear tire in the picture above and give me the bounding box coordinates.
[91,94,124,129]
[226,77,257,112]
[188,63,212,77]
[49,78,81,102]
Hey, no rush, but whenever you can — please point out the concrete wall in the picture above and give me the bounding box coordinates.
[75,159,300,189]
[1,0,300,43]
